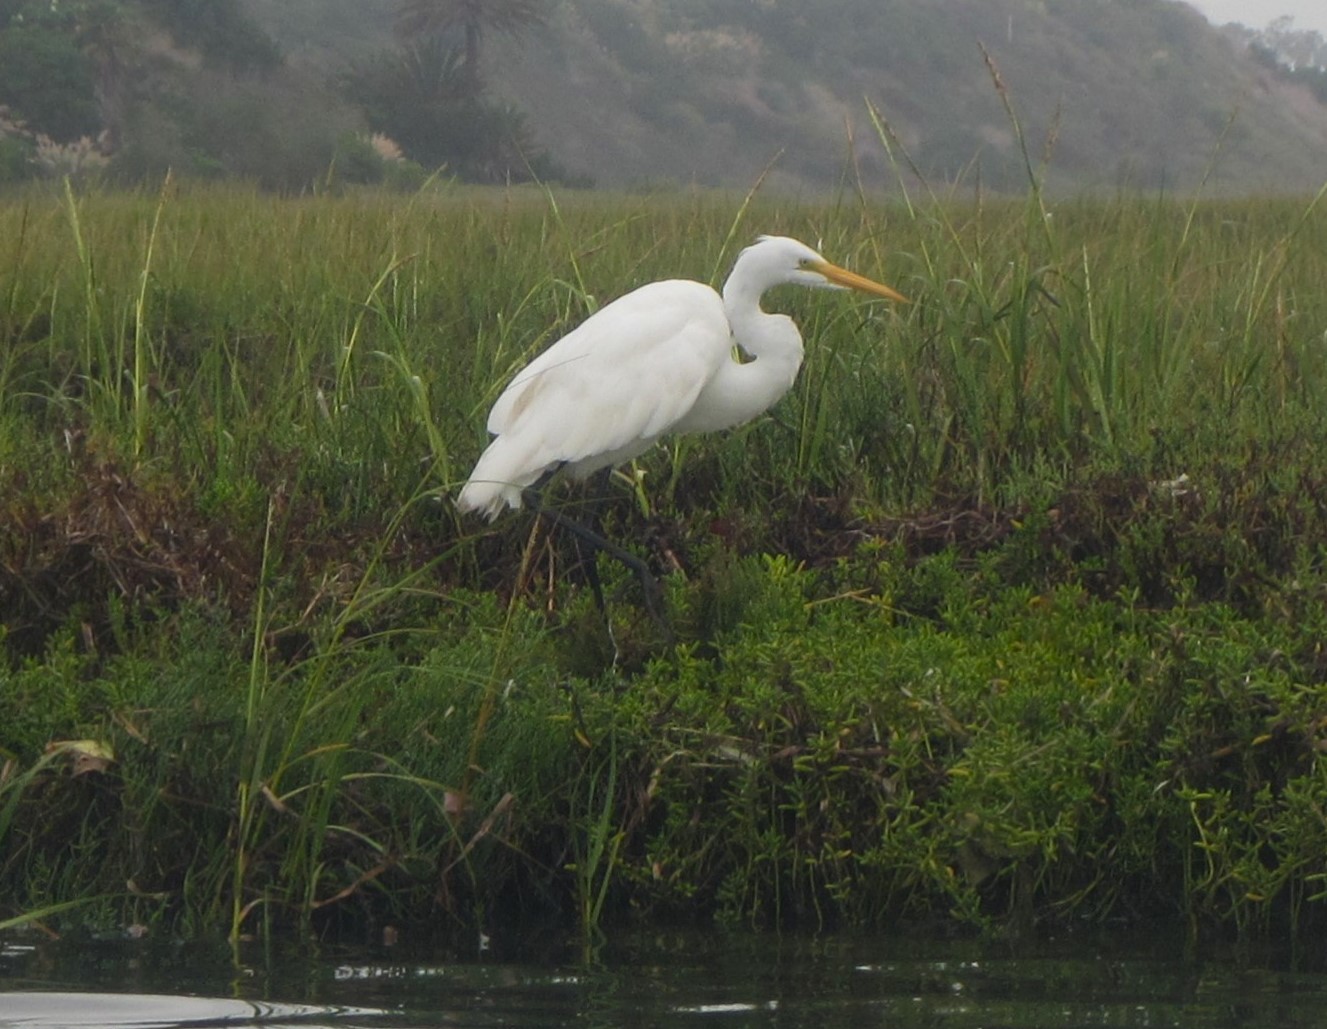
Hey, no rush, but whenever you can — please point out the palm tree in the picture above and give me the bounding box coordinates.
[75,1,135,150]
[395,0,544,94]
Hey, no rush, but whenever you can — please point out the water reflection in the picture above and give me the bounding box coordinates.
[0,992,383,1028]
[3,925,1327,1028]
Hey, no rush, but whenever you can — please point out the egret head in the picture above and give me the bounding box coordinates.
[743,235,908,301]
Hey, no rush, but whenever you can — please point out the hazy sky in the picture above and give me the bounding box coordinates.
[1183,0,1327,35]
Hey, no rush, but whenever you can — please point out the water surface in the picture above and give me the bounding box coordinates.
[3,924,1325,1028]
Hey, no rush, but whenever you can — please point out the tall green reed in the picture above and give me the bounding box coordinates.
[859,62,1327,510]
[3,172,1325,546]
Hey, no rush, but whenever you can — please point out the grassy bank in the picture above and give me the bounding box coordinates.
[3,177,1327,942]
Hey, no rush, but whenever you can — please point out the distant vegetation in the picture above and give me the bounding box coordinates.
[1234,16,1327,105]
[1,0,1325,192]
[1238,15,1327,72]
[0,0,363,188]
[0,0,559,188]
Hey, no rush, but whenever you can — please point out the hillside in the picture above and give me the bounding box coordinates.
[488,0,1327,193]
[249,0,1327,195]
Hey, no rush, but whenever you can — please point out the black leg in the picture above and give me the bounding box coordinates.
[572,469,614,618]
[521,485,669,634]
[571,522,610,623]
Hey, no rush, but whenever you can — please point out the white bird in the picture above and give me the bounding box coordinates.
[457,235,907,520]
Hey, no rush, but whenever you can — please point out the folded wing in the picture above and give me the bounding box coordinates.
[458,279,731,518]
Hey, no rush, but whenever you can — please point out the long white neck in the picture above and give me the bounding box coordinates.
[673,275,806,434]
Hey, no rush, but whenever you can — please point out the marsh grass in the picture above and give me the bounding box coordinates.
[2,166,1327,940]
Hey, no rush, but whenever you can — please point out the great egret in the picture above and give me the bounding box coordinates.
[457,234,907,520]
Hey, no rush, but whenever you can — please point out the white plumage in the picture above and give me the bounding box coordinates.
[457,235,905,520]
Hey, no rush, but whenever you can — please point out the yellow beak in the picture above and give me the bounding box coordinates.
[812,259,909,303]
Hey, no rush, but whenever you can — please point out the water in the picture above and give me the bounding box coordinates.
[3,924,1327,1028]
